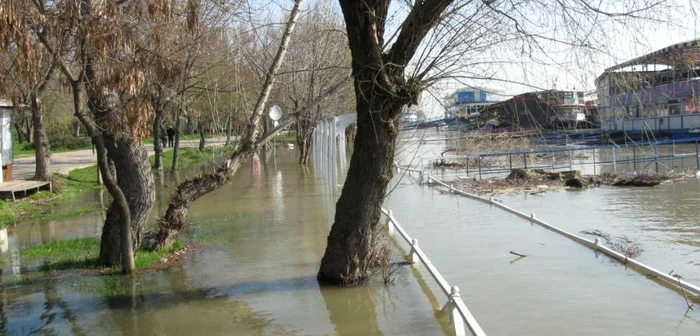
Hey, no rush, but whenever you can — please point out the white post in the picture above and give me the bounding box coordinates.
[410,238,419,265]
[440,286,467,336]
[0,153,3,184]
[386,210,394,236]
[612,147,617,173]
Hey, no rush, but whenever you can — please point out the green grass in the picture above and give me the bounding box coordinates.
[273,131,297,143]
[0,144,230,224]
[0,165,102,224]
[153,146,235,170]
[22,237,185,273]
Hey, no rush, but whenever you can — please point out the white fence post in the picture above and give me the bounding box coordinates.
[441,286,467,336]
[410,238,419,265]
[386,210,394,236]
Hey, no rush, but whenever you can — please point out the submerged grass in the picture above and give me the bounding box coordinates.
[0,165,102,225]
[22,237,185,273]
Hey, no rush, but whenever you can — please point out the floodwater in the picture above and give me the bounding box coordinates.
[0,131,699,335]
[390,129,700,335]
[0,149,444,335]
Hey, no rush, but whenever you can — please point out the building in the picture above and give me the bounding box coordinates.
[0,99,14,182]
[444,87,501,123]
[596,39,700,138]
[485,93,553,130]
[534,90,587,128]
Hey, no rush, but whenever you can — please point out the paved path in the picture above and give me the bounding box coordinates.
[12,137,229,179]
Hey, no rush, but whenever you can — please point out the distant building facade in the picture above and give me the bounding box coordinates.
[596,39,700,138]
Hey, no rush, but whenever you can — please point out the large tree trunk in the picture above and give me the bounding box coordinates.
[152,104,164,171]
[99,136,155,265]
[30,92,52,181]
[317,0,451,286]
[317,93,400,285]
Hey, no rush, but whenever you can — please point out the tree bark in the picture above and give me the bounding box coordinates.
[30,92,52,181]
[98,136,155,266]
[317,90,401,285]
[318,0,452,285]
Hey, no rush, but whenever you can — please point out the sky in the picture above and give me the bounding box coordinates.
[252,0,700,119]
[415,0,700,118]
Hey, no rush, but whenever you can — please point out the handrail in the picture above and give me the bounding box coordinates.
[380,207,486,336]
[395,164,700,297]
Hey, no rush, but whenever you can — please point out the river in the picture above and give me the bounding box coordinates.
[0,132,699,335]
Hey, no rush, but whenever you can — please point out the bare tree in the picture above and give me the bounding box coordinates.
[277,1,352,165]
[317,0,669,285]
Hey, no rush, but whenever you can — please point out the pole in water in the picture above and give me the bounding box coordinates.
[654,144,659,173]
[477,156,482,180]
[633,146,637,171]
[695,140,700,171]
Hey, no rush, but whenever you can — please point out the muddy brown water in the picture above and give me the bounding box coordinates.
[0,132,699,335]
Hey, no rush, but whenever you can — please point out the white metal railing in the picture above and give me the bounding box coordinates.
[380,207,486,336]
[395,165,700,298]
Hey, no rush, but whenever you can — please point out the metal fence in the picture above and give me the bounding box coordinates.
[380,207,486,336]
[421,137,700,180]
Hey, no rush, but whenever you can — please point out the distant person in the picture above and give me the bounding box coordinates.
[167,127,176,147]
[160,129,168,148]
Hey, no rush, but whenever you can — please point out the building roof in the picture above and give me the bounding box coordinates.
[605,38,700,72]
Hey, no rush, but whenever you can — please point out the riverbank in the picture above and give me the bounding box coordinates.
[1,146,234,224]
[446,169,698,196]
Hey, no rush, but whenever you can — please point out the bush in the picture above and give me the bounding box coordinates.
[21,124,92,151]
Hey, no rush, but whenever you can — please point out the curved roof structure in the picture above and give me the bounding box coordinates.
[605,38,700,72]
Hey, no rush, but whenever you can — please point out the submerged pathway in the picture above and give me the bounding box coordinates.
[12,137,228,179]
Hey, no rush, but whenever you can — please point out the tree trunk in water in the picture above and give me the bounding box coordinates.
[152,106,164,171]
[152,0,305,250]
[297,128,314,165]
[30,93,52,181]
[151,148,250,250]
[99,137,156,265]
[198,119,205,152]
[317,98,400,285]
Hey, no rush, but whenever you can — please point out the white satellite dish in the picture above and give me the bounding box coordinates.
[268,105,282,121]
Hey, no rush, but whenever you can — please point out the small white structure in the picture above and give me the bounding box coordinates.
[0,99,15,182]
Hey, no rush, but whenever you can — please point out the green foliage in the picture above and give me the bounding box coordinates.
[152,145,235,170]
[274,131,297,143]
[12,123,92,157]
[22,238,185,273]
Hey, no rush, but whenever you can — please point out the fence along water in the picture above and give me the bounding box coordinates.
[423,137,700,180]
[395,164,700,299]
[381,208,486,336]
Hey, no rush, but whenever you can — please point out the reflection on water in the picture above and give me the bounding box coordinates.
[0,148,444,335]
